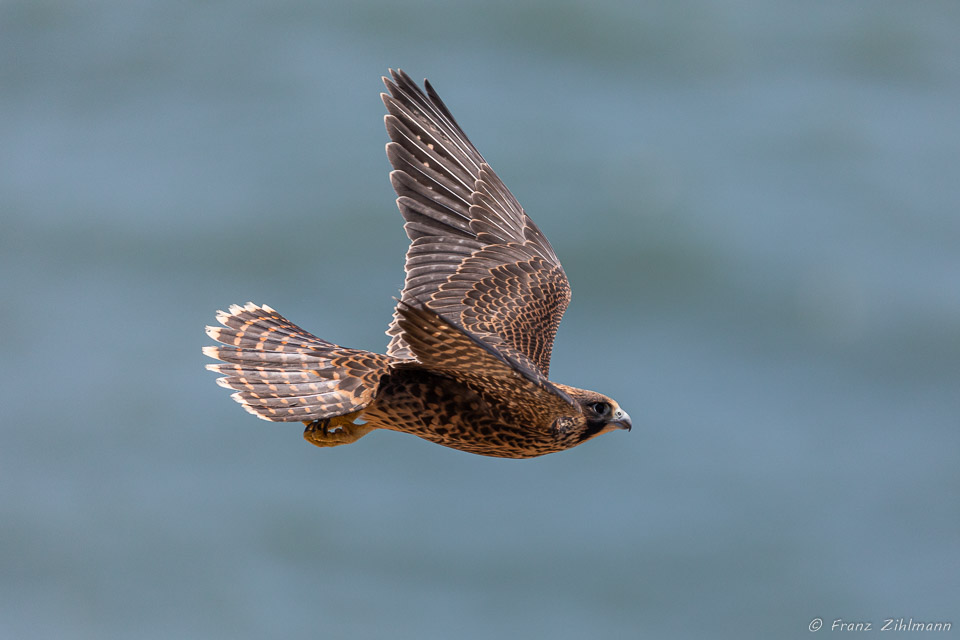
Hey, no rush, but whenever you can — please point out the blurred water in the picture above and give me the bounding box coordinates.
[2,1,958,638]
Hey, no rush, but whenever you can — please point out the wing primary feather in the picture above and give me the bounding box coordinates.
[385,70,482,175]
[382,96,478,187]
[386,143,473,204]
[396,195,472,238]
[383,118,469,189]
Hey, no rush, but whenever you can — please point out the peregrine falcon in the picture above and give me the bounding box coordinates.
[203,69,631,458]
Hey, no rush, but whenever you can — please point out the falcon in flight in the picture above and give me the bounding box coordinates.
[204,69,631,458]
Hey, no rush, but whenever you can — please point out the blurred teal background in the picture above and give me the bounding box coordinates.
[2,1,958,638]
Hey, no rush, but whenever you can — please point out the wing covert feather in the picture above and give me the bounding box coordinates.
[393,302,574,416]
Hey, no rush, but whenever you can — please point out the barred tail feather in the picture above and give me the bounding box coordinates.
[204,303,393,422]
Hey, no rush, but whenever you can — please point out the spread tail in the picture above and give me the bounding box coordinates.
[203,303,393,423]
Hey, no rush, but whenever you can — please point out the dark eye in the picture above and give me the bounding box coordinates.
[590,402,610,416]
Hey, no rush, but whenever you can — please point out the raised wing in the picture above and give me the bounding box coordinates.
[382,69,571,377]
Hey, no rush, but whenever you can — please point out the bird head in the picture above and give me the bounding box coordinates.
[556,386,632,442]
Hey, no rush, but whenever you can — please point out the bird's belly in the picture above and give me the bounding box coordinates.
[361,373,565,459]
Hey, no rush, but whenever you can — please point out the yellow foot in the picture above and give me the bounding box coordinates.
[303,411,374,448]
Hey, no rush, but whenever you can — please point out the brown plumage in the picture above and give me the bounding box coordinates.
[203,69,631,458]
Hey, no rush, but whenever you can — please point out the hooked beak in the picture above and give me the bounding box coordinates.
[611,409,632,432]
